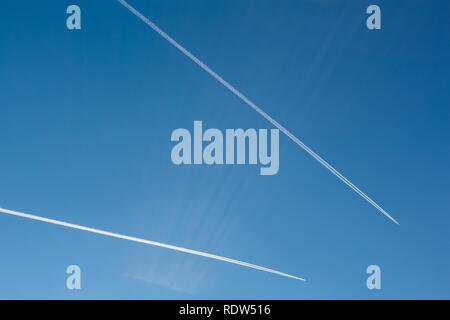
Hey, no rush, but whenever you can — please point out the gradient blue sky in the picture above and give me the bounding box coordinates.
[0,0,449,299]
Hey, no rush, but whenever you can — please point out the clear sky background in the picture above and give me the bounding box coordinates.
[0,0,449,299]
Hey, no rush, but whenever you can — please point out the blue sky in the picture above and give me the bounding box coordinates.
[0,0,449,299]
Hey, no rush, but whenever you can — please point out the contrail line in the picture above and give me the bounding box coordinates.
[116,0,399,225]
[0,207,305,281]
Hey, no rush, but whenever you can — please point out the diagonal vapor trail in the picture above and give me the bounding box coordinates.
[116,0,399,225]
[0,207,305,281]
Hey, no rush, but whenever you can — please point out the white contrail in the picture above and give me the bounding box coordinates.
[0,207,305,281]
[116,0,399,225]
